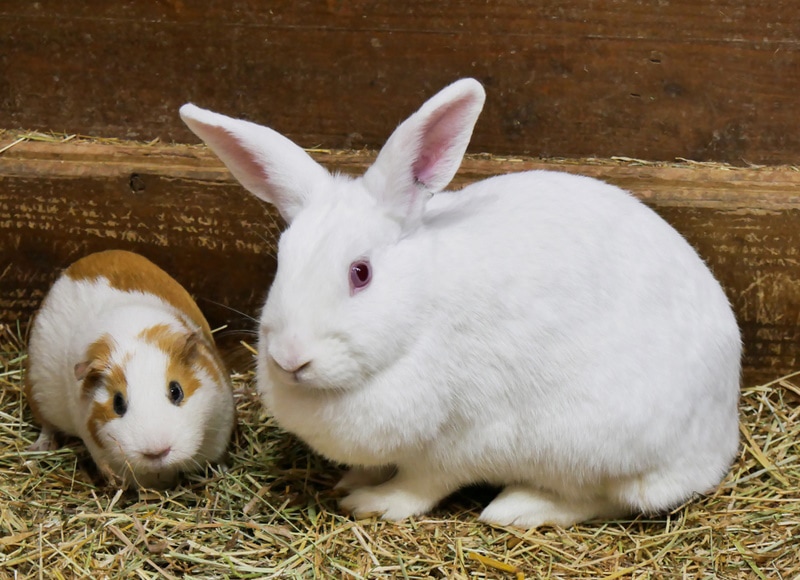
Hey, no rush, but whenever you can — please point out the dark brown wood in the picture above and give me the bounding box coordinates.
[0,1,798,164]
[2,137,800,382]
[0,141,277,356]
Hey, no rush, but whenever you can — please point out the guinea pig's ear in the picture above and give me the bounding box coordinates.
[74,361,106,396]
[363,78,485,230]
[175,330,203,364]
[179,104,330,224]
[75,335,114,391]
[74,360,105,382]
[74,361,91,381]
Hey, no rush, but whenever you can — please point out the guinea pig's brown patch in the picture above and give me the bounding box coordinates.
[137,323,225,400]
[138,323,178,353]
[84,346,130,450]
[172,330,231,395]
[88,398,120,449]
[196,346,232,394]
[78,335,115,397]
[166,356,204,402]
[139,324,213,400]
[65,250,215,344]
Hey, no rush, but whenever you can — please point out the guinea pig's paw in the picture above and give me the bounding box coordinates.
[479,486,608,529]
[339,478,444,521]
[95,462,127,489]
[334,465,397,492]
[27,431,58,452]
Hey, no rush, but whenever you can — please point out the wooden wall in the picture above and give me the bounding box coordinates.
[1,1,798,164]
[2,139,800,381]
[1,2,800,381]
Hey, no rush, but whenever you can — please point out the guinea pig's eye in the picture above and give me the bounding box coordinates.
[349,259,372,294]
[112,392,127,416]
[168,380,184,405]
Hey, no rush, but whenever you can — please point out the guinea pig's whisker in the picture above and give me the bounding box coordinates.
[234,329,259,336]
[252,230,279,258]
[198,298,259,324]
[188,458,205,471]
[215,329,259,340]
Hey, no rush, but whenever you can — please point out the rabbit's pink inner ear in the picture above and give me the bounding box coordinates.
[181,104,332,223]
[194,124,271,192]
[413,153,436,185]
[217,132,268,184]
[363,79,485,227]
[412,100,474,188]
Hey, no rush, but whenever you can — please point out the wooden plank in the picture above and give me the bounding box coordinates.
[1,138,799,382]
[0,1,798,163]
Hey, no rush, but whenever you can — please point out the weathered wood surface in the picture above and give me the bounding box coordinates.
[1,1,798,164]
[1,138,799,381]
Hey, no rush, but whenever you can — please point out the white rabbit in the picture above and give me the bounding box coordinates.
[180,78,741,528]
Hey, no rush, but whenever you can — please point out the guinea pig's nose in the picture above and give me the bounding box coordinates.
[142,446,171,461]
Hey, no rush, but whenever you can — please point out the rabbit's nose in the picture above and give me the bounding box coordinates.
[270,355,312,383]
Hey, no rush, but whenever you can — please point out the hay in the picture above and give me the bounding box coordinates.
[0,129,162,153]
[1,321,798,579]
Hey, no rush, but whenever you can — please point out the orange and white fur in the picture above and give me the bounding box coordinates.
[26,250,235,488]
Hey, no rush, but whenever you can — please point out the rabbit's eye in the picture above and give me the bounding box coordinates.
[349,259,372,294]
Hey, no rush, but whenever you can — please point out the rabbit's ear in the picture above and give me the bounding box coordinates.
[364,78,485,228]
[180,104,329,223]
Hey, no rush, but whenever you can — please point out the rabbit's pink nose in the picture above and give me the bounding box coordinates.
[270,355,312,382]
[142,447,171,461]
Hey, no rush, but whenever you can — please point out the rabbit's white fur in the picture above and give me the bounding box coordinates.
[180,79,741,528]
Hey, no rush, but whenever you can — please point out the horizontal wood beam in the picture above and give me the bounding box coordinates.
[2,138,800,382]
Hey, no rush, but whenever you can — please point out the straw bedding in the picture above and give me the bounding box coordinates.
[1,320,798,579]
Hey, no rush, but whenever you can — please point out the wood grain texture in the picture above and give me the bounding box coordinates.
[0,1,798,163]
[2,138,800,381]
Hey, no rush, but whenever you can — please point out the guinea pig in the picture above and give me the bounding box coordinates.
[25,249,235,489]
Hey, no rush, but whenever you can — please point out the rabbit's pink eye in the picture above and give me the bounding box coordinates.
[349,260,371,293]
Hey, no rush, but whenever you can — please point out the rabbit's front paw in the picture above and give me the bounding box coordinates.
[339,476,446,521]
